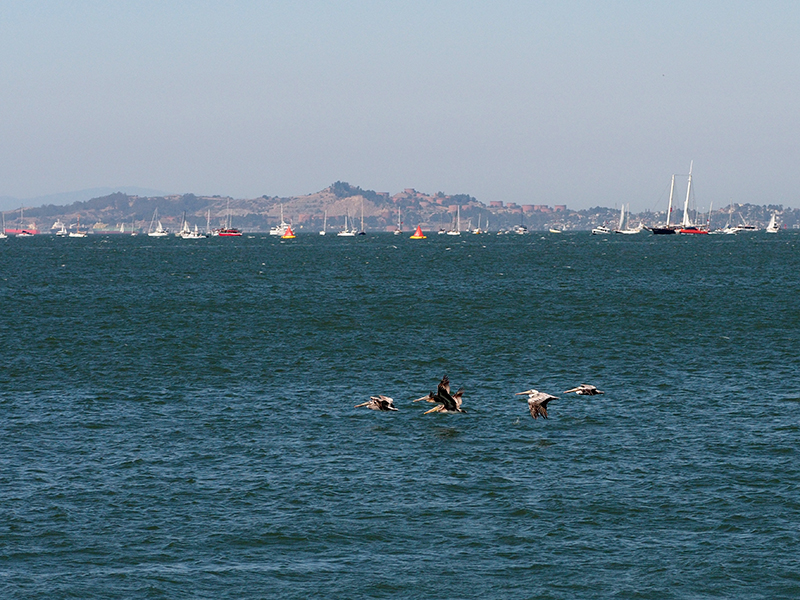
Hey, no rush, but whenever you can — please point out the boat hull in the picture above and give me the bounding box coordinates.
[650,227,676,235]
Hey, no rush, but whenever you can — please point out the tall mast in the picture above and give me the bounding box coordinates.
[666,174,675,228]
[682,160,693,228]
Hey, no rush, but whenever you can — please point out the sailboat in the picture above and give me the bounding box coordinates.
[614,204,642,234]
[15,207,37,236]
[182,222,207,239]
[175,212,191,237]
[766,212,779,234]
[0,213,7,238]
[677,162,708,234]
[56,222,69,237]
[269,204,290,236]
[651,173,678,235]
[394,207,402,235]
[337,209,357,236]
[147,208,169,236]
[358,199,366,235]
[320,210,327,235]
[446,205,461,235]
[216,200,242,236]
[69,216,88,237]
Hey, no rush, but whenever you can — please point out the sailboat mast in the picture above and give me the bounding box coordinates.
[682,160,693,228]
[666,174,675,228]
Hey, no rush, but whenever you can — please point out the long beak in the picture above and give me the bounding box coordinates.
[354,402,368,408]
[515,390,533,396]
[563,388,580,394]
[413,393,434,403]
[423,405,443,414]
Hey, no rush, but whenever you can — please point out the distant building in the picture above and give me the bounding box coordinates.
[489,201,504,208]
[554,205,567,212]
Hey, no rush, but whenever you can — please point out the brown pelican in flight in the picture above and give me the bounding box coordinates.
[355,395,398,411]
[564,384,604,396]
[515,389,558,419]
[416,375,465,414]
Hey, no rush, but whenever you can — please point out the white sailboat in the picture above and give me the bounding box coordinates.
[0,213,7,238]
[446,205,461,235]
[614,204,642,234]
[182,223,207,239]
[358,199,366,235]
[320,210,327,235]
[147,208,169,237]
[175,212,191,237]
[394,207,402,235]
[68,216,88,237]
[337,210,357,236]
[766,212,779,234]
[269,204,290,236]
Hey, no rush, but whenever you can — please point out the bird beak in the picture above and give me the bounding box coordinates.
[423,405,443,414]
[354,402,368,408]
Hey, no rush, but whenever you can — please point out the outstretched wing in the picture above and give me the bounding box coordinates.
[528,397,553,419]
[438,375,451,396]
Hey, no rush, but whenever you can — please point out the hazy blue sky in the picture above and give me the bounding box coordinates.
[2,1,799,211]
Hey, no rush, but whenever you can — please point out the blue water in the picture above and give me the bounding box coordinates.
[2,233,799,599]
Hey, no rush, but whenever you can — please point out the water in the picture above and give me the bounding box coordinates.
[2,232,799,599]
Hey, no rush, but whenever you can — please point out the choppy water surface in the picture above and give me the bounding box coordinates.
[2,233,799,599]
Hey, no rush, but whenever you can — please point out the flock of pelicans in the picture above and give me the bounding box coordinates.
[355,375,603,420]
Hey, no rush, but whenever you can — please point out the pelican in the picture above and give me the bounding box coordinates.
[420,375,466,414]
[564,384,604,396]
[355,395,398,411]
[515,389,558,419]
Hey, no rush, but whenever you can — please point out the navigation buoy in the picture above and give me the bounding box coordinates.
[410,225,426,239]
[282,225,296,239]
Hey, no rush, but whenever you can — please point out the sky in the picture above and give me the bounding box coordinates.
[2,1,800,212]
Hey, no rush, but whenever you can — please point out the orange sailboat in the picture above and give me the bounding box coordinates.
[410,225,426,239]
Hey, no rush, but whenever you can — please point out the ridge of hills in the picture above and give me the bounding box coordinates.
[1,181,796,232]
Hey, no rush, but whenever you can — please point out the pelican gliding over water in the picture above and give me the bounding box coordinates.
[564,384,604,396]
[515,389,558,419]
[419,375,466,414]
[355,395,398,411]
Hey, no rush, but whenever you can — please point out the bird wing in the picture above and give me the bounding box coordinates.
[528,391,558,402]
[452,388,464,409]
[438,375,451,396]
[528,397,553,419]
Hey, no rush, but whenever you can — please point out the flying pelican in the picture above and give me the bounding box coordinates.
[355,395,398,411]
[419,375,466,414]
[515,389,558,419]
[564,384,604,396]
